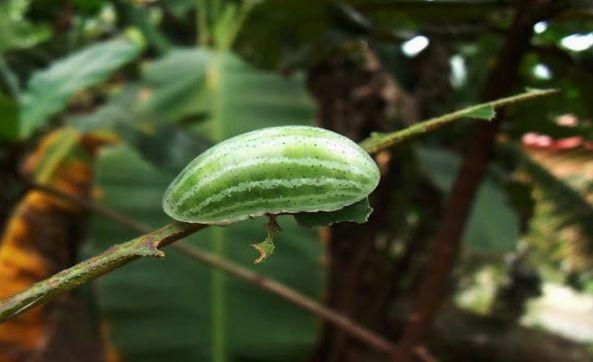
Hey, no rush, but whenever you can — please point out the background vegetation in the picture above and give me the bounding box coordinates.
[1,1,593,361]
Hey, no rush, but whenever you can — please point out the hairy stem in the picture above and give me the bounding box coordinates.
[359,88,557,154]
[29,181,397,353]
[0,89,557,324]
[0,221,205,323]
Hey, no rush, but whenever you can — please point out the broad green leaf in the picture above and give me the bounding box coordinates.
[88,48,320,361]
[196,49,317,360]
[89,146,323,361]
[294,198,373,228]
[20,38,143,138]
[140,48,211,122]
[67,84,211,173]
[199,51,314,139]
[133,124,211,173]
[416,147,519,253]
[68,85,144,133]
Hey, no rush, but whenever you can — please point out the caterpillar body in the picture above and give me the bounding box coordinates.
[162,126,380,225]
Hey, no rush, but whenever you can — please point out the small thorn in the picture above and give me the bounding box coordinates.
[251,215,280,264]
[252,240,274,264]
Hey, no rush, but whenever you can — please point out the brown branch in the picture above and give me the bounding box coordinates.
[26,182,397,354]
[393,0,550,360]
[27,181,151,231]
[174,243,396,353]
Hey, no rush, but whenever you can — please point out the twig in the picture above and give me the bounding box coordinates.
[175,242,396,353]
[27,181,152,231]
[26,182,396,353]
[0,221,205,323]
[0,88,557,325]
[359,88,557,154]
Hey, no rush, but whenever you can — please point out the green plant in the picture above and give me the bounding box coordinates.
[0,88,555,324]
[3,1,589,360]
[163,125,379,262]
[163,126,379,225]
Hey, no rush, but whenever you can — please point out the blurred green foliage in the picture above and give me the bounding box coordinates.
[90,146,322,361]
[2,0,593,360]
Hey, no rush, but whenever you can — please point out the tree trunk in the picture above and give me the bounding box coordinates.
[307,41,408,362]
[393,1,553,360]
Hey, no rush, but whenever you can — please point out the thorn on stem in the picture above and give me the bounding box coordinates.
[251,215,280,264]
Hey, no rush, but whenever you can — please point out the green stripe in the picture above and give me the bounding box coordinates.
[162,125,380,224]
[168,132,374,200]
[182,177,365,217]
[192,191,364,223]
[173,157,371,206]
[172,158,375,212]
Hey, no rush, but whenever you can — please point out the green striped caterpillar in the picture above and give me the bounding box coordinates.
[162,125,380,262]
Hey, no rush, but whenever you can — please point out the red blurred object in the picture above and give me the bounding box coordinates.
[522,133,593,151]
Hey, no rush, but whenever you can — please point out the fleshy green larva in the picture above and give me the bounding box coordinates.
[162,125,380,225]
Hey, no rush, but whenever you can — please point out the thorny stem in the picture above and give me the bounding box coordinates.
[0,88,557,325]
[359,88,557,154]
[176,241,396,353]
[24,182,397,354]
[0,221,205,323]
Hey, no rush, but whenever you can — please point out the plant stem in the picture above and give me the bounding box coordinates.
[359,88,557,154]
[28,181,397,353]
[0,221,205,323]
[0,88,558,325]
[175,242,396,353]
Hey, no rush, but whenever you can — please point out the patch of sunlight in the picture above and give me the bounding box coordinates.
[449,55,467,88]
[522,283,593,342]
[533,63,552,80]
[455,266,500,315]
[401,35,429,57]
[560,33,593,52]
[534,21,548,34]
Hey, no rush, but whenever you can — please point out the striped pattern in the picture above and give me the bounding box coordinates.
[162,126,380,224]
